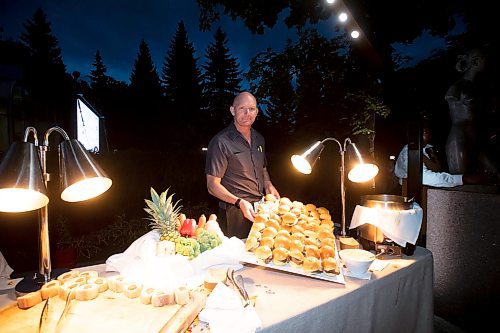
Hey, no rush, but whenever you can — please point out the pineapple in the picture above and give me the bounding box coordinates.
[144,187,183,242]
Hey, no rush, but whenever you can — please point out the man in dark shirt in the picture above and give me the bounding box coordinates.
[205,92,280,238]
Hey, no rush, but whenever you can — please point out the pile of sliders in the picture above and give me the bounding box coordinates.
[17,270,191,309]
[245,194,340,276]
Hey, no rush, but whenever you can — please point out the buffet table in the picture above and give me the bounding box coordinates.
[0,246,433,333]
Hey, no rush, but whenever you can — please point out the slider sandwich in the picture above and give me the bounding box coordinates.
[254,245,273,264]
[322,257,340,276]
[289,250,305,268]
[272,247,289,266]
[302,257,321,273]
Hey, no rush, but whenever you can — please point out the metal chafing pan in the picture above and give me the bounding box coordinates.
[360,194,413,211]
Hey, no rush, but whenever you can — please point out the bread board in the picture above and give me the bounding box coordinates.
[0,289,206,333]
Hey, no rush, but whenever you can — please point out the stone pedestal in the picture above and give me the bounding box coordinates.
[426,186,500,331]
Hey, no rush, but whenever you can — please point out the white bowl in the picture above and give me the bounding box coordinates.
[339,249,375,275]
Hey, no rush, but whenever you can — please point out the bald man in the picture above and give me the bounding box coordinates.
[205,92,280,238]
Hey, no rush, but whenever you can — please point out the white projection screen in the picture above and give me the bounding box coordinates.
[76,98,100,152]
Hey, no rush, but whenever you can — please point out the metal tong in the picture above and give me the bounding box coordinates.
[226,268,250,307]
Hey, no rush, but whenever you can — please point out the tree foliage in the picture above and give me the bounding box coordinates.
[130,39,161,99]
[202,27,241,131]
[161,21,203,147]
[20,8,72,123]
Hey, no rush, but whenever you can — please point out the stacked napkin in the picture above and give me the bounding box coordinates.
[199,282,262,333]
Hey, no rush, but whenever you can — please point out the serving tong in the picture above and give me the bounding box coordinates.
[226,268,250,307]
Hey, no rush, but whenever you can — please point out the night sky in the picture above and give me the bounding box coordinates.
[0,0,450,85]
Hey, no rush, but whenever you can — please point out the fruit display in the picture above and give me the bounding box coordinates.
[144,188,223,259]
[245,194,340,276]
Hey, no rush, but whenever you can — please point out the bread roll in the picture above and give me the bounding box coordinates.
[272,247,289,266]
[319,213,332,221]
[254,245,272,263]
[277,229,291,239]
[304,222,320,233]
[303,230,318,240]
[291,225,305,235]
[140,287,156,304]
[175,286,190,305]
[259,236,275,248]
[291,232,305,244]
[279,197,292,206]
[40,280,61,299]
[305,245,321,259]
[152,289,175,307]
[124,282,143,298]
[247,230,262,240]
[108,275,127,293]
[87,277,108,293]
[59,281,79,300]
[320,237,336,248]
[265,193,278,202]
[265,218,281,230]
[320,245,335,259]
[75,283,99,301]
[305,203,317,212]
[318,229,334,241]
[291,200,304,209]
[289,249,305,268]
[282,212,298,226]
[278,204,291,214]
[245,236,260,252]
[322,257,340,276]
[78,270,99,281]
[302,257,321,273]
[261,227,278,238]
[309,211,320,219]
[320,219,334,228]
[254,213,269,224]
[251,222,266,232]
[57,270,80,283]
[290,208,302,217]
[17,291,42,309]
[317,207,330,215]
[290,239,304,253]
[274,236,290,250]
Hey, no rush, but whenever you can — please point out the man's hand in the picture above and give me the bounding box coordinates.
[239,199,256,222]
[265,183,280,200]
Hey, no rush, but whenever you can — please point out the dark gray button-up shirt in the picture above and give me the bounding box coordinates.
[205,122,267,203]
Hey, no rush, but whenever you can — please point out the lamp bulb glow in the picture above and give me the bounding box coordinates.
[61,177,112,202]
[348,164,379,183]
[291,155,313,174]
[0,188,49,212]
[326,0,336,4]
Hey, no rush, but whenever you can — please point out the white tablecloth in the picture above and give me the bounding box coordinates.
[0,248,434,333]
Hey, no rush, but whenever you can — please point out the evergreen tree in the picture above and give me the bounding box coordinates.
[130,39,161,98]
[20,8,71,123]
[202,27,241,129]
[90,50,109,91]
[161,21,202,127]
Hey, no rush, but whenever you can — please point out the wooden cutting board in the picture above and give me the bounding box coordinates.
[0,289,206,333]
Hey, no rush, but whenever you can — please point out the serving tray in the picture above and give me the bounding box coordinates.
[239,241,345,285]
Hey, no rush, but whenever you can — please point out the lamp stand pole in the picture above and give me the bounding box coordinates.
[38,144,51,283]
[323,138,352,237]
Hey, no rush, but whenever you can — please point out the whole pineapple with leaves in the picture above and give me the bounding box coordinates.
[144,187,183,241]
